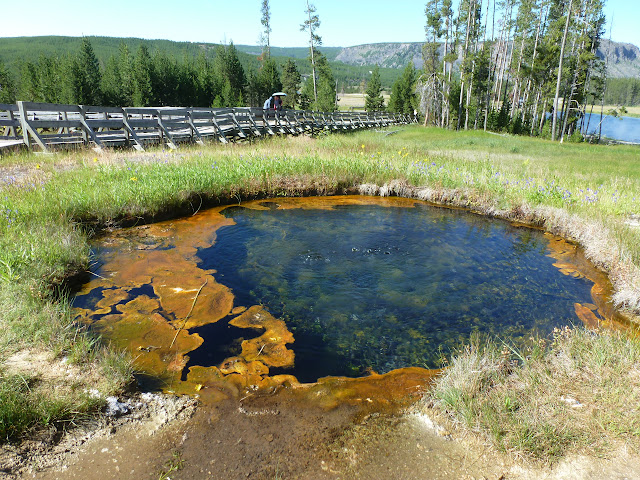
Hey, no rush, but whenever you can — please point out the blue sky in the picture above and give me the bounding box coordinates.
[4,0,639,48]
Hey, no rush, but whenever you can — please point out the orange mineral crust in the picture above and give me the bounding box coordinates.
[74,197,632,404]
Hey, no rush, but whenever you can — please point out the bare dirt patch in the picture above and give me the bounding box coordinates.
[4,350,87,385]
[1,392,196,479]
[2,349,110,406]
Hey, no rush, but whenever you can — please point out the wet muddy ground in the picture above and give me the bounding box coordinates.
[13,390,640,480]
[14,391,504,480]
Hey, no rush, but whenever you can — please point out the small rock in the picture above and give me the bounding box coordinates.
[104,397,131,417]
[560,395,584,408]
[85,389,101,399]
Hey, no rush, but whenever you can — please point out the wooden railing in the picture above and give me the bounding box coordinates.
[0,102,413,153]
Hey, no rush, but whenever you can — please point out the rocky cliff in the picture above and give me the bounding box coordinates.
[335,39,640,79]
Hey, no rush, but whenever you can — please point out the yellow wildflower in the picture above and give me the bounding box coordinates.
[130,177,138,182]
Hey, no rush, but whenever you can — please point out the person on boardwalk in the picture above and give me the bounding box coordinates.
[264,92,286,112]
[273,94,283,111]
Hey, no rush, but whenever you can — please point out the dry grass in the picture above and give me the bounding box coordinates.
[429,327,640,462]
[600,105,640,118]
[337,93,390,109]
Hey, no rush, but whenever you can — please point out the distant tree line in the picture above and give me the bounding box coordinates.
[602,78,640,107]
[0,37,298,109]
[377,0,610,142]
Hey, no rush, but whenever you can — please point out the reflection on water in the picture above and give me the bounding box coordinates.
[192,202,594,382]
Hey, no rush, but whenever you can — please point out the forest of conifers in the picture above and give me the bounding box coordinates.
[0,0,632,143]
[416,0,612,142]
[0,39,334,112]
[603,78,640,107]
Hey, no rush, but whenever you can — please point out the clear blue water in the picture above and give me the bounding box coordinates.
[581,113,640,143]
[191,202,595,382]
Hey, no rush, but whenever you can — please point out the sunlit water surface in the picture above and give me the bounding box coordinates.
[187,202,593,382]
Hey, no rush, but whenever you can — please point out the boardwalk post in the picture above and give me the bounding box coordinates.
[17,102,48,152]
[122,108,146,152]
[78,106,104,151]
[156,110,178,150]
[187,109,205,146]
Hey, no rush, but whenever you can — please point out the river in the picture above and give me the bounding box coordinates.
[581,113,640,143]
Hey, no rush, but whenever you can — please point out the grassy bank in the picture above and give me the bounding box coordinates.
[1,126,639,455]
[429,327,640,462]
[600,105,640,118]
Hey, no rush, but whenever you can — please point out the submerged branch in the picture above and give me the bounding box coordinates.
[170,279,208,348]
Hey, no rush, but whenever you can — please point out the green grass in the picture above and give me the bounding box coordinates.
[0,126,639,451]
[158,450,185,480]
[0,374,62,441]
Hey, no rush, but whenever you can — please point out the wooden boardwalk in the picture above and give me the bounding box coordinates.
[0,102,412,154]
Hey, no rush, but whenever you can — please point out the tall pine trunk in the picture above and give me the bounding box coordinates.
[551,0,574,141]
[458,0,474,130]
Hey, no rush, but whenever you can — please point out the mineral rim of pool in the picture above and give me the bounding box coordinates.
[73,196,631,408]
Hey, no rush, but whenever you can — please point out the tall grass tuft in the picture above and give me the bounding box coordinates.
[430,327,640,462]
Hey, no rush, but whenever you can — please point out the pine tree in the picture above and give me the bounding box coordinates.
[299,80,313,110]
[281,59,301,108]
[58,54,79,104]
[314,53,336,112]
[117,42,134,106]
[260,58,282,99]
[246,66,263,107]
[74,37,102,105]
[551,0,574,141]
[18,62,39,101]
[192,52,215,107]
[301,1,321,105]
[152,51,180,106]
[440,0,455,127]
[365,66,385,112]
[260,0,272,59]
[245,58,280,108]
[213,42,246,106]
[421,0,446,125]
[101,54,123,106]
[0,60,16,103]
[35,56,60,103]
[424,0,444,76]
[132,44,154,106]
[389,62,417,114]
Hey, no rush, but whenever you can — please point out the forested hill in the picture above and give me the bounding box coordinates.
[0,36,400,91]
[0,36,344,67]
[0,36,209,67]
[234,45,343,61]
[1,35,637,95]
